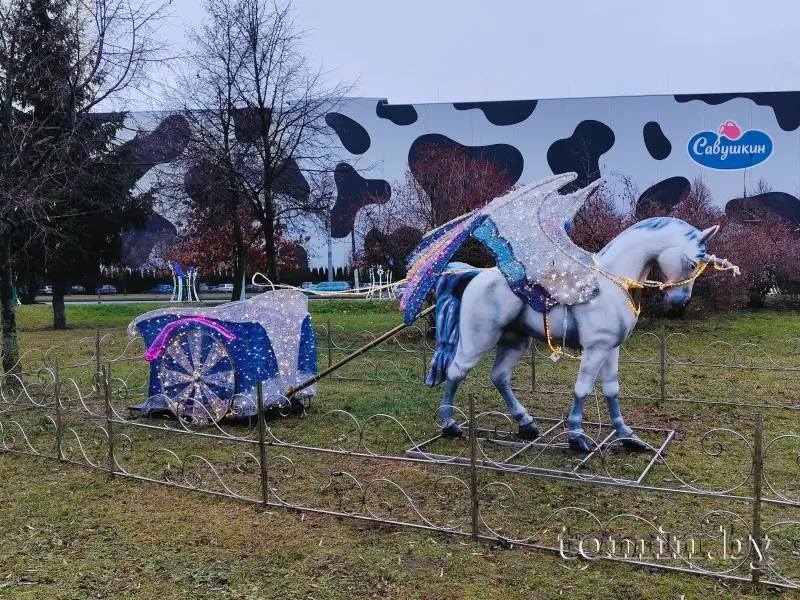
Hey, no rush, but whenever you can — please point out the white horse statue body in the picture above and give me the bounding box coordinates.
[399,173,738,453]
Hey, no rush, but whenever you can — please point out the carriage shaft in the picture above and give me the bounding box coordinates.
[286,305,436,399]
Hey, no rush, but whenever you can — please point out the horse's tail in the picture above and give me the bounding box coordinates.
[425,267,481,387]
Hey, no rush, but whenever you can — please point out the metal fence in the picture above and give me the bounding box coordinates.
[1,325,800,590]
[317,320,800,410]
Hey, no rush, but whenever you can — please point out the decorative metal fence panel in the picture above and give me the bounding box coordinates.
[316,321,800,410]
[2,325,800,589]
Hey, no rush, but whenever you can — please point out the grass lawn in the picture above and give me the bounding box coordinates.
[2,300,800,599]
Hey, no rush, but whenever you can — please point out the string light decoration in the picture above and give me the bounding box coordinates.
[128,289,318,423]
[542,310,582,360]
[591,253,739,293]
[543,253,740,360]
[252,272,394,296]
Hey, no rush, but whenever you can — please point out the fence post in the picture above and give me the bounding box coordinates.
[659,324,666,409]
[54,358,62,461]
[326,319,332,369]
[103,365,115,478]
[421,323,428,383]
[530,340,536,393]
[469,393,479,541]
[751,412,764,586]
[257,382,269,509]
[95,328,101,392]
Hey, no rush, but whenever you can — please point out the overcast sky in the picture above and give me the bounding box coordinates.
[144,0,799,109]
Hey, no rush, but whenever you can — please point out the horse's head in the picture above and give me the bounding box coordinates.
[655,223,720,310]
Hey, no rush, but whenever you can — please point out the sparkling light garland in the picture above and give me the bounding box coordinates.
[543,310,582,360]
[130,289,319,420]
[145,316,237,361]
[590,253,740,292]
[251,272,408,298]
[545,254,741,360]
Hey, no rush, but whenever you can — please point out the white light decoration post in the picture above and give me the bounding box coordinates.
[366,266,378,300]
[366,265,395,300]
[381,267,394,299]
[176,267,184,302]
[169,263,179,302]
[170,262,201,303]
[189,266,200,302]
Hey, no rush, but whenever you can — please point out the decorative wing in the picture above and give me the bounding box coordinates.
[399,179,565,324]
[399,210,488,325]
[476,173,602,305]
[399,172,602,324]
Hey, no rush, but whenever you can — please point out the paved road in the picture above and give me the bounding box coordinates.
[35,293,389,305]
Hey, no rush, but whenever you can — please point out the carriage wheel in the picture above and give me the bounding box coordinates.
[158,329,236,425]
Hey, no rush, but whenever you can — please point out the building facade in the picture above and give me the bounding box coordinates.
[123,92,800,271]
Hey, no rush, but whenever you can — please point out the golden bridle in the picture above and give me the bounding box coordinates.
[543,254,741,360]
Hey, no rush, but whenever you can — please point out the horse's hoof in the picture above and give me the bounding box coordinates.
[441,422,463,438]
[568,435,596,454]
[518,422,540,441]
[620,435,650,453]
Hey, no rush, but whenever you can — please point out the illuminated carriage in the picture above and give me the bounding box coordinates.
[127,289,318,424]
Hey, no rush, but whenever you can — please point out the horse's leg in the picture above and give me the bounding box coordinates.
[438,270,522,438]
[438,330,501,437]
[600,346,649,452]
[438,378,465,437]
[567,348,608,453]
[491,332,539,440]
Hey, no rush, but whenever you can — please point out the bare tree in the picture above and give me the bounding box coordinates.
[669,176,719,229]
[568,183,625,252]
[179,0,353,284]
[0,0,170,371]
[608,171,640,217]
[754,178,773,196]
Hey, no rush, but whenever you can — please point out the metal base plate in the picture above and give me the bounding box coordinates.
[406,416,675,485]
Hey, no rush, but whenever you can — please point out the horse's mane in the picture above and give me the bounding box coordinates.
[598,217,700,257]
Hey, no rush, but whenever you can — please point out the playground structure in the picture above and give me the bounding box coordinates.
[170,262,200,303]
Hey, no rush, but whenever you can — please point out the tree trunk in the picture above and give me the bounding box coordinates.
[748,291,766,309]
[0,237,20,374]
[263,211,278,283]
[326,212,333,282]
[21,272,40,304]
[232,213,246,301]
[52,272,68,330]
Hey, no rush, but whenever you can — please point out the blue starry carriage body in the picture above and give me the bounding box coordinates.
[127,289,318,424]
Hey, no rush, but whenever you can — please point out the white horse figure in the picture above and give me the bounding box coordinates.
[400,173,738,453]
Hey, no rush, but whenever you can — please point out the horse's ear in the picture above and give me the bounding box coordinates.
[699,225,720,244]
